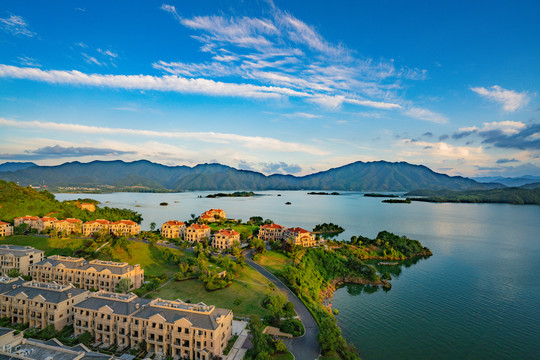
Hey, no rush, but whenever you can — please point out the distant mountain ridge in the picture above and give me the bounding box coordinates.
[472,175,540,187]
[0,159,503,192]
[0,162,37,172]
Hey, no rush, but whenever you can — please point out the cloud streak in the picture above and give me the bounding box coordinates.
[0,145,135,160]
[0,117,328,156]
[0,14,36,37]
[471,85,530,112]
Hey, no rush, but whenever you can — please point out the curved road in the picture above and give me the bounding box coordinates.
[246,253,320,360]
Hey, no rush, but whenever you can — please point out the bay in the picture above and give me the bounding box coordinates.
[55,191,540,359]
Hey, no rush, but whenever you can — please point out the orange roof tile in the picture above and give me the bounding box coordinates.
[0,221,9,225]
[287,227,310,234]
[190,224,210,230]
[261,223,285,229]
[218,229,240,236]
[165,220,185,226]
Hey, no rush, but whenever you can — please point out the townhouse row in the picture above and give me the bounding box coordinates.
[12,216,140,236]
[0,277,232,360]
[0,245,144,293]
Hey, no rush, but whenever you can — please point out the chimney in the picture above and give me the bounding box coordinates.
[136,303,140,309]
[68,293,72,298]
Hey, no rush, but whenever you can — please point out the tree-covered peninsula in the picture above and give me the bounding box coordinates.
[407,186,540,205]
[257,231,432,359]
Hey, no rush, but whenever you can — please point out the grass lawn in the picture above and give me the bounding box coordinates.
[255,250,292,275]
[0,235,85,256]
[96,241,194,277]
[149,264,276,318]
[319,352,341,360]
[272,351,294,360]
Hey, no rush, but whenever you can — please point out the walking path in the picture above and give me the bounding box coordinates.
[246,252,321,360]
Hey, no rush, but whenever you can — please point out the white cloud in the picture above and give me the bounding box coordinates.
[82,53,102,66]
[97,49,118,58]
[17,56,41,67]
[158,2,421,112]
[283,112,322,119]
[404,107,448,124]
[0,14,36,37]
[0,117,329,156]
[471,85,530,112]
[0,64,306,99]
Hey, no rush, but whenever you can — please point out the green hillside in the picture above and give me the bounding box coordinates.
[0,180,142,223]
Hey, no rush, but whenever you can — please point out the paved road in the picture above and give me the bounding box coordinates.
[246,253,320,360]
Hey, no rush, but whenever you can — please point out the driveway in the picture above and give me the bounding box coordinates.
[246,253,320,360]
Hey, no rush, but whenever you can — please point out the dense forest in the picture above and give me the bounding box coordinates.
[205,191,255,198]
[407,186,540,205]
[0,180,142,223]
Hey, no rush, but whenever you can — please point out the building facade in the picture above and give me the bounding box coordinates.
[0,245,44,276]
[185,224,211,243]
[0,222,13,237]
[13,216,41,231]
[82,219,110,236]
[161,220,186,239]
[31,256,144,292]
[0,280,89,330]
[39,217,58,232]
[52,218,83,234]
[284,227,317,247]
[212,229,240,250]
[109,220,141,237]
[259,223,286,241]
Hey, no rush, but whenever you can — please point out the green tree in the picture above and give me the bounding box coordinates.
[116,278,132,293]
[7,268,20,277]
[150,222,156,231]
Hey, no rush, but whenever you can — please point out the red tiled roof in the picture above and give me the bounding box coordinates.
[15,215,40,220]
[190,224,210,230]
[0,221,9,225]
[165,220,185,226]
[111,220,136,225]
[287,227,310,234]
[85,219,110,225]
[57,218,82,224]
[218,229,239,236]
[41,217,58,222]
[261,223,285,229]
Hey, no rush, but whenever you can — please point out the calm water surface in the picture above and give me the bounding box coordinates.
[55,191,540,359]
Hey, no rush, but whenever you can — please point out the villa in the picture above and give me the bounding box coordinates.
[212,229,240,250]
[259,223,286,241]
[285,227,317,247]
[185,224,211,243]
[200,209,226,223]
[82,219,110,236]
[53,218,83,234]
[161,220,186,239]
[109,220,141,236]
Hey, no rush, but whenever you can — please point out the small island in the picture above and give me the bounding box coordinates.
[206,191,255,198]
[313,222,345,234]
[364,193,400,197]
[159,202,168,206]
[307,191,340,195]
[382,199,411,203]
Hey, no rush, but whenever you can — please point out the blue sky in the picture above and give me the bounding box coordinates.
[0,0,539,177]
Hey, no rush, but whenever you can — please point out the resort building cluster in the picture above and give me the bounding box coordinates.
[0,207,321,358]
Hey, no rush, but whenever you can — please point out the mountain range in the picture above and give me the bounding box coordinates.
[472,175,540,187]
[0,160,504,192]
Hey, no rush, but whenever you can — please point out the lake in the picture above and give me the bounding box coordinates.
[55,191,540,359]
